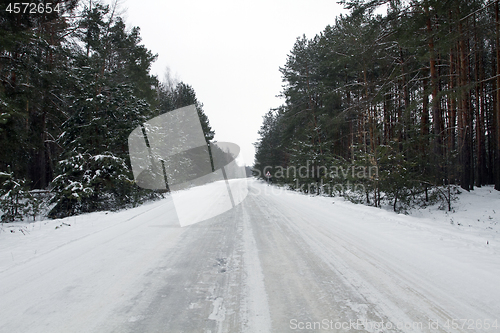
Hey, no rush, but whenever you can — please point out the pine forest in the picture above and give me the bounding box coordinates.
[0,0,214,220]
[254,0,500,212]
[2,0,500,221]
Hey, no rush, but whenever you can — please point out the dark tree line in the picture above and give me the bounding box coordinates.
[255,0,500,211]
[0,0,214,220]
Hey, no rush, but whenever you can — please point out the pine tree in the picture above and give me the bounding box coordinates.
[254,0,500,212]
[158,81,214,144]
[48,2,159,217]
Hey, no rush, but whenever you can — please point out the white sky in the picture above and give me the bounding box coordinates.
[122,0,346,165]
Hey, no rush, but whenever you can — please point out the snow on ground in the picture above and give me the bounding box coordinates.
[240,180,499,332]
[0,198,171,273]
[407,185,500,245]
[1,182,498,280]
[0,180,499,332]
[0,178,248,271]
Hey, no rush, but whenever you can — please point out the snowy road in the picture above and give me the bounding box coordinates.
[0,180,499,332]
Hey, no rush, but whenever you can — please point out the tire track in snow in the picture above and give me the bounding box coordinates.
[240,199,272,332]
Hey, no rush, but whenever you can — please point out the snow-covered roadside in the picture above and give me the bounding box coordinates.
[332,184,500,258]
[405,185,500,244]
[0,197,173,273]
[262,181,500,247]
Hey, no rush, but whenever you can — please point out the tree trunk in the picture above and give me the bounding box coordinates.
[425,2,443,178]
[474,15,486,187]
[458,17,473,191]
[447,36,457,184]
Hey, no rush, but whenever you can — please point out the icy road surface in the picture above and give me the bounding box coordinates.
[0,180,499,332]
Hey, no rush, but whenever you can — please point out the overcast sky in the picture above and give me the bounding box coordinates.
[122,0,346,165]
